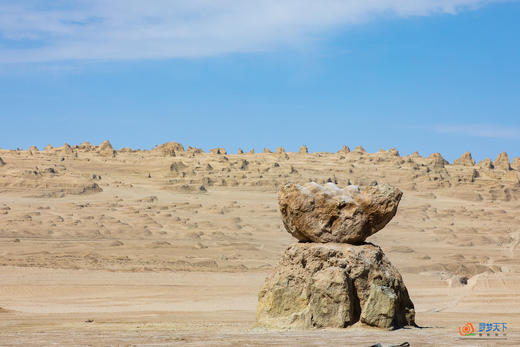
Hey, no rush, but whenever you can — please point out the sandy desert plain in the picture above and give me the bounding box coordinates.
[0,140,519,346]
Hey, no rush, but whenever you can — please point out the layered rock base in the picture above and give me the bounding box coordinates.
[257,242,415,330]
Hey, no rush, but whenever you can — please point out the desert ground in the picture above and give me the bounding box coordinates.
[0,141,519,346]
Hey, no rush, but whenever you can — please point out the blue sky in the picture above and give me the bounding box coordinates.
[0,0,519,161]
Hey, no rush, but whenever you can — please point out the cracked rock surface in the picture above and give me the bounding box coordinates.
[256,242,415,330]
[279,182,403,243]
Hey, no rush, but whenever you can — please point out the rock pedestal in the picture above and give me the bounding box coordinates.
[257,182,415,330]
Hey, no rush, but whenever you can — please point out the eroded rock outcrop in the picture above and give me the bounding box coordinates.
[513,157,520,171]
[154,142,184,156]
[454,152,475,166]
[98,140,116,157]
[210,148,226,155]
[494,152,511,170]
[337,145,350,154]
[257,243,415,330]
[278,182,402,244]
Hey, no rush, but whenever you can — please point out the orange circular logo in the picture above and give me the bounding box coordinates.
[459,322,475,336]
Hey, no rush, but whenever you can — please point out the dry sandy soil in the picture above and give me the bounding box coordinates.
[0,142,519,346]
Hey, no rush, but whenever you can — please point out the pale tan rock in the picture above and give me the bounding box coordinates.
[28,146,39,155]
[99,140,116,157]
[256,243,415,329]
[494,152,511,170]
[337,145,350,154]
[264,148,272,153]
[237,148,244,154]
[78,141,94,151]
[0,157,5,166]
[276,147,285,153]
[504,171,520,184]
[479,158,494,169]
[513,157,520,171]
[454,152,475,166]
[388,148,400,156]
[429,153,448,168]
[43,144,53,152]
[154,142,184,156]
[299,145,308,154]
[186,146,204,155]
[210,148,226,155]
[354,146,366,153]
[60,143,74,154]
[278,182,402,243]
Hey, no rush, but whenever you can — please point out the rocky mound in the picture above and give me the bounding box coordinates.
[279,182,402,243]
[154,142,185,156]
[98,140,116,157]
[257,243,415,329]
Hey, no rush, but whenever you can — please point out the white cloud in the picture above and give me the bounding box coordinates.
[0,0,508,63]
[433,124,520,139]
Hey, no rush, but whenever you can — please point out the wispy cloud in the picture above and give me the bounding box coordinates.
[0,0,508,63]
[433,124,520,139]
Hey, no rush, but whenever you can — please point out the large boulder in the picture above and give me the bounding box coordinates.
[279,182,402,243]
[257,242,415,330]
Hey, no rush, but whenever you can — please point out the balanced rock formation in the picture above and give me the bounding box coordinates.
[278,182,402,244]
[257,243,415,329]
[454,152,475,166]
[258,181,415,330]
